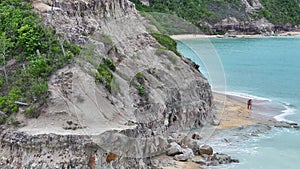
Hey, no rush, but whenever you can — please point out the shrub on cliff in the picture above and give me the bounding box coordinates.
[0,0,80,122]
[96,58,116,92]
[150,33,181,56]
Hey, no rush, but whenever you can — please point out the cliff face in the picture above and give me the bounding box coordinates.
[0,0,214,168]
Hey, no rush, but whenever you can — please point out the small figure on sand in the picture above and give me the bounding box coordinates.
[247,99,252,110]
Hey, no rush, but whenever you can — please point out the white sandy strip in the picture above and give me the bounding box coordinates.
[171,31,300,40]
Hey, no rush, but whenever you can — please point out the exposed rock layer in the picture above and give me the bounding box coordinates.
[0,0,214,168]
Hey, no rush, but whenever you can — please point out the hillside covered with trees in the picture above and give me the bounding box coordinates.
[130,0,300,34]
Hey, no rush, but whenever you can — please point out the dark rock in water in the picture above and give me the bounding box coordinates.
[199,145,213,156]
[289,123,298,126]
[274,121,299,129]
[207,160,219,166]
[211,153,231,164]
[167,142,183,156]
[174,148,194,161]
[204,153,239,166]
[230,158,240,163]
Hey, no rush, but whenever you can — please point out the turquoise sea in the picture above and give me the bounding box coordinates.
[177,36,300,169]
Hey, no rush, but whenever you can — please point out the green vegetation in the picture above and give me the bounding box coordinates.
[100,34,113,46]
[130,0,213,24]
[7,117,20,126]
[134,72,147,96]
[141,12,201,35]
[258,0,300,25]
[103,58,116,71]
[130,0,300,32]
[0,0,80,123]
[136,83,146,96]
[156,47,177,64]
[96,58,116,92]
[150,33,181,56]
[130,0,246,32]
[24,106,36,118]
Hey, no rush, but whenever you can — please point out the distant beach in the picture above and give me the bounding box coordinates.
[171,31,300,40]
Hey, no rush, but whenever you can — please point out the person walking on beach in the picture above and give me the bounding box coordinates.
[247,99,252,110]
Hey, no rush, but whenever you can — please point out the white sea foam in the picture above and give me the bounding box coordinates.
[214,90,271,101]
[274,105,296,123]
[215,90,298,122]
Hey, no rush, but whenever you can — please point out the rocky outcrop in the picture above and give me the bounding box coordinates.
[174,148,194,161]
[211,16,274,35]
[241,0,263,13]
[139,0,150,6]
[192,153,239,166]
[0,0,214,168]
[164,133,239,167]
[167,142,183,156]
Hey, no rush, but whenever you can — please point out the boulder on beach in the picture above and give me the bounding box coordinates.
[174,148,194,161]
[199,144,213,156]
[167,142,183,156]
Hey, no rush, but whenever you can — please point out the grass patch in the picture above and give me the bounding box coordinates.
[133,72,147,97]
[150,33,181,56]
[103,58,116,71]
[156,47,178,64]
[95,58,116,92]
[96,65,113,92]
[100,34,113,46]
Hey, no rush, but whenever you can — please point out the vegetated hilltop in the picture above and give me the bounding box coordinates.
[0,0,214,168]
[130,0,300,35]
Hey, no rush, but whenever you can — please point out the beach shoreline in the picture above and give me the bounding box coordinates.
[155,92,286,169]
[171,31,300,40]
[213,92,278,130]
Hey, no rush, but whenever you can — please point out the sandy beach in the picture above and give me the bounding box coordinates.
[213,92,276,130]
[156,92,280,169]
[171,31,300,40]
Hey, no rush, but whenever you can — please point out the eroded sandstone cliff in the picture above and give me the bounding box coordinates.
[0,0,214,168]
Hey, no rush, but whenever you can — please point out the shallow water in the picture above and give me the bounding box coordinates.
[177,36,300,169]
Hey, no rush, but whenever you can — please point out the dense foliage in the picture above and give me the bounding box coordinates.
[258,0,300,25]
[130,0,300,32]
[130,0,245,25]
[0,0,80,124]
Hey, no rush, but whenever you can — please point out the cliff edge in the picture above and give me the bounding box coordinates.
[0,0,214,168]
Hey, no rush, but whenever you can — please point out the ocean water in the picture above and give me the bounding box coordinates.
[177,36,300,169]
